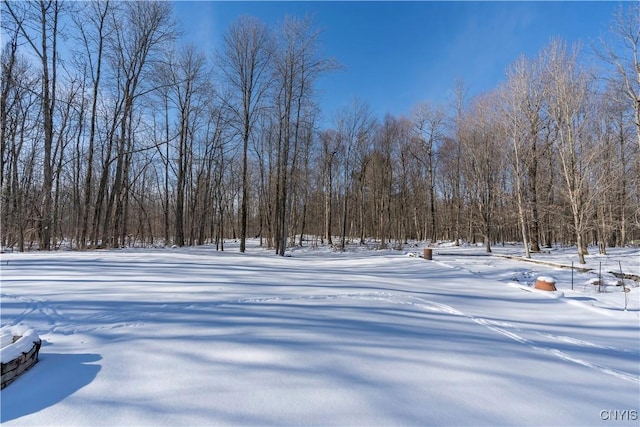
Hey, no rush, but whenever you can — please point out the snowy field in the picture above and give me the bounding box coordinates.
[1,240,639,426]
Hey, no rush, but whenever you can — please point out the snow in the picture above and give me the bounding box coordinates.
[535,275,556,283]
[1,240,638,426]
[0,326,40,363]
[0,331,13,349]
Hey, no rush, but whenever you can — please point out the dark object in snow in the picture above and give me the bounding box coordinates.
[423,248,433,260]
[1,337,41,389]
[610,271,640,283]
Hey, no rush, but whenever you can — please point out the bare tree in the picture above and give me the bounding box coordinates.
[4,0,64,250]
[450,78,468,245]
[411,101,445,243]
[100,0,175,248]
[162,45,208,246]
[592,88,617,252]
[271,15,339,255]
[503,53,551,254]
[368,115,413,246]
[202,102,232,247]
[369,115,395,247]
[597,2,640,150]
[335,99,376,250]
[0,32,19,201]
[397,126,417,243]
[72,0,112,249]
[150,61,174,247]
[318,129,340,245]
[501,54,549,257]
[604,82,635,247]
[501,76,530,257]
[460,92,505,253]
[0,33,21,248]
[51,76,83,249]
[218,16,272,253]
[0,33,40,251]
[543,40,601,263]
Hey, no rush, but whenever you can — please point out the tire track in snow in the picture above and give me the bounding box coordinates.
[0,293,65,331]
[235,292,639,385]
[534,331,636,353]
[471,316,639,384]
[1,292,79,335]
[0,292,146,335]
[0,293,37,327]
[406,296,640,385]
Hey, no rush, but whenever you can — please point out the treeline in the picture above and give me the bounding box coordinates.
[1,1,639,263]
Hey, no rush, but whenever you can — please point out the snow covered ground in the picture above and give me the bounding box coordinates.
[1,240,638,426]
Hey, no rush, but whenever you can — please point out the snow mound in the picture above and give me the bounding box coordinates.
[0,326,40,363]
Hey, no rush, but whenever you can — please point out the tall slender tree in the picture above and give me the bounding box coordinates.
[597,2,640,150]
[460,92,505,252]
[335,99,376,250]
[4,0,64,250]
[543,40,600,263]
[163,45,207,246]
[102,0,175,248]
[72,0,112,249]
[412,101,445,243]
[271,15,338,255]
[218,16,272,253]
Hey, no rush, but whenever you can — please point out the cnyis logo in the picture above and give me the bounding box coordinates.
[599,410,638,421]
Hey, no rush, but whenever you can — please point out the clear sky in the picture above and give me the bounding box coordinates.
[172,0,625,125]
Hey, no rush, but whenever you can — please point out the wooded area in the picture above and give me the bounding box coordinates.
[1,1,639,263]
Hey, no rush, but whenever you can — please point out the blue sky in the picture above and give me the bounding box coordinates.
[172,1,624,124]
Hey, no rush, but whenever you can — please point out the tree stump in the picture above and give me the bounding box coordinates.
[535,276,557,291]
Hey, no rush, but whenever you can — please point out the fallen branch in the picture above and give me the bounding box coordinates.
[493,254,593,272]
[609,271,640,283]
